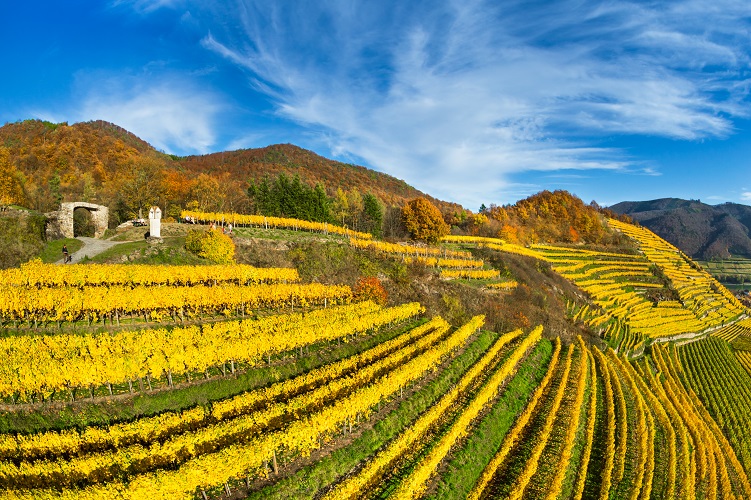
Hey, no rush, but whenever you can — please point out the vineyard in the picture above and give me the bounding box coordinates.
[2,215,751,499]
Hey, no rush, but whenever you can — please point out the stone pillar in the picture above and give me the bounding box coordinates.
[149,206,162,238]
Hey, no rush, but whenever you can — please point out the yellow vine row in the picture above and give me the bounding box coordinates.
[0,316,451,488]
[321,325,528,500]
[0,317,447,462]
[3,316,484,500]
[467,337,562,500]
[571,350,598,499]
[0,282,351,324]
[594,348,617,500]
[181,210,373,240]
[349,237,472,259]
[0,302,423,400]
[393,326,544,499]
[543,337,590,500]
[0,261,299,288]
[506,343,575,500]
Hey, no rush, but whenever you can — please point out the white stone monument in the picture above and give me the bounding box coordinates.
[149,206,162,239]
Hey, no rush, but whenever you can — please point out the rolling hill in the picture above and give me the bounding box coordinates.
[609,198,751,260]
[2,119,751,499]
[0,119,460,221]
[2,216,751,499]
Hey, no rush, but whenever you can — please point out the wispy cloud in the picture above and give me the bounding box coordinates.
[69,71,224,154]
[741,192,751,202]
[112,0,183,14]
[197,0,751,205]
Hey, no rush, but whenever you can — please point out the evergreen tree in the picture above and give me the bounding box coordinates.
[362,192,384,238]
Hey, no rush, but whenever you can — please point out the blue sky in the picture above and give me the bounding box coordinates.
[2,1,751,209]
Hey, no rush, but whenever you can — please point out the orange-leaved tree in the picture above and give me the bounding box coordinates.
[402,197,450,243]
[353,276,388,305]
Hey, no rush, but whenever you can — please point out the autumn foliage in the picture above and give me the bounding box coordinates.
[185,229,235,264]
[0,147,25,207]
[486,190,615,245]
[353,276,388,306]
[402,197,450,243]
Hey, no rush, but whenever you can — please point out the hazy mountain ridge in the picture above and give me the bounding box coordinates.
[610,198,751,260]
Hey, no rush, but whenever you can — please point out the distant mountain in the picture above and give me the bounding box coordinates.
[609,198,751,260]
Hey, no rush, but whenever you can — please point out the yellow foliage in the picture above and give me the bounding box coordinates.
[401,197,449,243]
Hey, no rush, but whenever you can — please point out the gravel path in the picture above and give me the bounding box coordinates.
[59,237,125,264]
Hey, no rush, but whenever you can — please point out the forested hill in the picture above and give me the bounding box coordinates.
[0,119,459,223]
[178,144,446,209]
[610,198,751,260]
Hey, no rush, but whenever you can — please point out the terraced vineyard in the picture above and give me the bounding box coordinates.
[2,215,751,499]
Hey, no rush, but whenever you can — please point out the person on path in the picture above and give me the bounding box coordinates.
[62,244,70,263]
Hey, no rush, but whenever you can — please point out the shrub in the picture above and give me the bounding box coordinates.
[353,276,388,305]
[185,228,235,264]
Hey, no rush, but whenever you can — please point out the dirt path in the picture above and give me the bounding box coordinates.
[59,236,125,264]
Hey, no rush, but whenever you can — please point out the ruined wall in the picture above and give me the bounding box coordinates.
[45,202,109,239]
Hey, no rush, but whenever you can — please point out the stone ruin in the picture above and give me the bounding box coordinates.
[45,202,109,240]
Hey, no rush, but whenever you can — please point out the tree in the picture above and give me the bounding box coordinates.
[247,173,332,222]
[401,197,449,243]
[191,173,223,213]
[0,147,26,208]
[116,157,165,219]
[331,187,349,226]
[48,170,62,208]
[362,193,384,238]
[347,188,364,230]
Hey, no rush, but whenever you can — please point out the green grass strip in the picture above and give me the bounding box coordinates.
[431,338,553,499]
[244,330,499,500]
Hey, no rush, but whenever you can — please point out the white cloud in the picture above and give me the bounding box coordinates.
[70,73,223,155]
[198,0,751,205]
[741,192,751,202]
[112,0,183,14]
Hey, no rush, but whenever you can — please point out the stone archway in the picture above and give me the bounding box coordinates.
[46,202,109,239]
